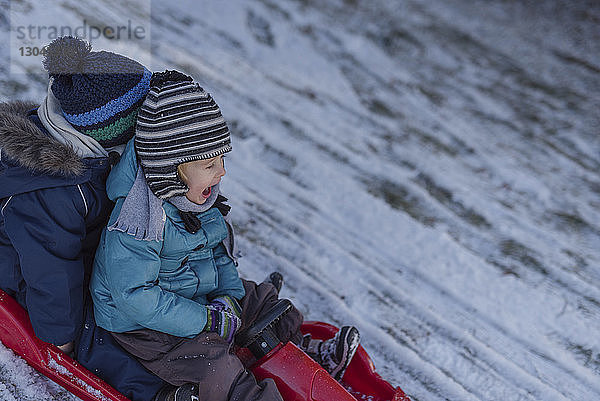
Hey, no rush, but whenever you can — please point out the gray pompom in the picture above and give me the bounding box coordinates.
[42,36,91,75]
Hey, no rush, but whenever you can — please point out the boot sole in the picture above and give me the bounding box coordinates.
[331,326,360,381]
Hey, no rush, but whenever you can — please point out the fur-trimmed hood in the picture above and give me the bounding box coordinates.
[0,101,84,176]
[0,101,111,200]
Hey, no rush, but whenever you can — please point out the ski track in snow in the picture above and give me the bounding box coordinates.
[1,0,599,400]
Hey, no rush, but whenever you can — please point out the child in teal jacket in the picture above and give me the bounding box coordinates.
[90,71,359,401]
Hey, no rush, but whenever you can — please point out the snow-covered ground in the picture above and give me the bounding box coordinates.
[1,0,599,400]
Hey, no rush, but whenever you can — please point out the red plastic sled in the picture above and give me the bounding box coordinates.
[0,289,409,401]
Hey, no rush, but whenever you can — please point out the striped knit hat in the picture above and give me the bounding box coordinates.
[135,70,232,200]
[42,36,151,148]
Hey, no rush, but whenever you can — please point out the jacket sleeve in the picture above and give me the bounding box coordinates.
[103,227,209,338]
[208,243,245,300]
[3,187,88,345]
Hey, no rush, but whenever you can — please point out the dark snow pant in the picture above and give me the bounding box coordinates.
[76,302,166,401]
[111,279,304,401]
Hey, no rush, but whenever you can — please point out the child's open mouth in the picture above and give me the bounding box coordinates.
[201,186,212,199]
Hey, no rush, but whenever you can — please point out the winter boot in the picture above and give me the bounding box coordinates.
[153,383,198,401]
[300,325,360,381]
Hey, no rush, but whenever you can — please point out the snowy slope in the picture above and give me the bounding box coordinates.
[1,0,599,400]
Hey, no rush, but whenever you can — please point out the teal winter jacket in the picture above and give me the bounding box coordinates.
[90,140,245,338]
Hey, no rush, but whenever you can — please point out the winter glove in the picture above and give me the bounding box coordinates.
[209,295,242,318]
[204,305,242,343]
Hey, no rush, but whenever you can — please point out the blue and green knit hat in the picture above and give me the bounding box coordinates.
[42,36,151,148]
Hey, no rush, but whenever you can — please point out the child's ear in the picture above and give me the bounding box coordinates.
[177,164,189,184]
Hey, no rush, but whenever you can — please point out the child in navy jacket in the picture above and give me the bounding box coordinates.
[0,37,165,400]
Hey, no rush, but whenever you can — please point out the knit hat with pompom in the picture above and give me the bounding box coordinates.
[42,36,151,148]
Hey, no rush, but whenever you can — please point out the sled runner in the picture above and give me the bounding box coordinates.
[0,289,410,401]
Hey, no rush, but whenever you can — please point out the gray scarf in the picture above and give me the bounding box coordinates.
[108,165,223,242]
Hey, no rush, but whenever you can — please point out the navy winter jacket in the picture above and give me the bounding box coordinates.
[0,102,112,345]
[0,101,164,400]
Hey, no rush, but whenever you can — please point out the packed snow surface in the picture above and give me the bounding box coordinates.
[1,1,599,400]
